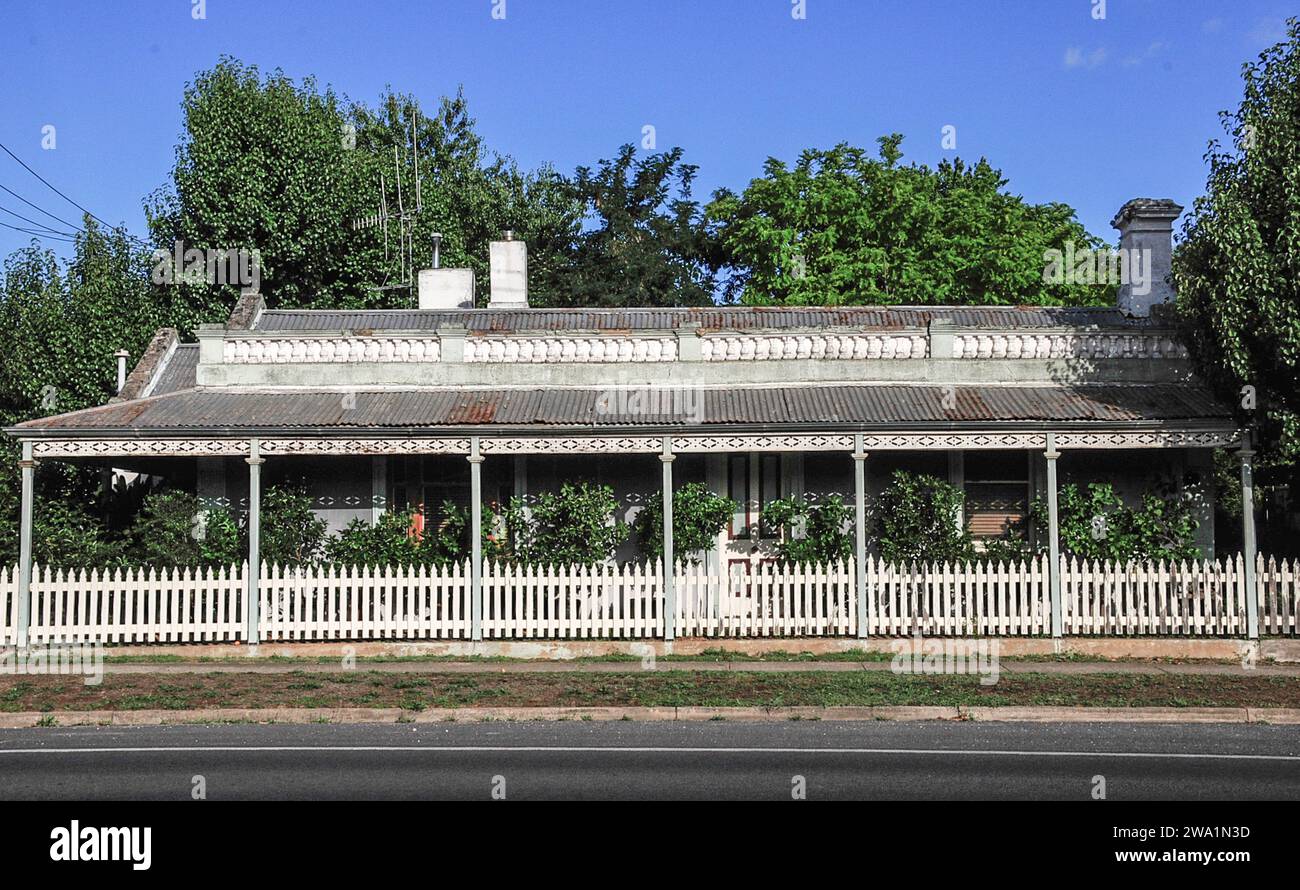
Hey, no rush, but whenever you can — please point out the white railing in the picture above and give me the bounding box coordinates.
[0,555,1296,645]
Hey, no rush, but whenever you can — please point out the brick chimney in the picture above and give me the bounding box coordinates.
[1110,198,1183,317]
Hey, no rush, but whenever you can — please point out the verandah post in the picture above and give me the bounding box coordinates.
[1239,435,1259,641]
[1045,433,1063,639]
[469,435,484,642]
[852,435,868,638]
[16,440,36,649]
[660,435,675,642]
[245,437,263,644]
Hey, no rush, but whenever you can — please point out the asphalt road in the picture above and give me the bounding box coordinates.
[1,721,1297,800]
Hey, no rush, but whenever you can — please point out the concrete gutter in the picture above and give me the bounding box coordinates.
[3,706,1299,728]
[93,659,1300,677]
[83,636,1290,661]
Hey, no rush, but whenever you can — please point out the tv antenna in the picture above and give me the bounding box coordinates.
[352,112,423,290]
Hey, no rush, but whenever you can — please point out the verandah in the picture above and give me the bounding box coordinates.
[9,427,1259,646]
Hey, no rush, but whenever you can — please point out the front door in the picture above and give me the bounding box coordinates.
[721,452,784,570]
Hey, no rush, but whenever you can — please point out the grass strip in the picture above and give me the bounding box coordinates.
[1,670,1296,712]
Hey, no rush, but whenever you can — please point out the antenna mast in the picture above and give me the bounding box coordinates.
[350,104,425,291]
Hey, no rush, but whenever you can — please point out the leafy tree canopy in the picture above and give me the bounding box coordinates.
[707,135,1113,306]
[145,58,582,321]
[538,144,722,307]
[1173,19,1300,474]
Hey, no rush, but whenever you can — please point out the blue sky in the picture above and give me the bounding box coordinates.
[0,0,1292,259]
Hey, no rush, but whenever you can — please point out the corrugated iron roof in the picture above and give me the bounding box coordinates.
[149,344,199,396]
[253,305,1163,334]
[12,383,1232,434]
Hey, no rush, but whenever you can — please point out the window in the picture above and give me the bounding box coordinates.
[963,451,1030,539]
[390,455,470,528]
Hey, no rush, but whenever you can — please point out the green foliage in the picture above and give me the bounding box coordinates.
[324,503,481,568]
[707,136,1113,306]
[635,481,736,564]
[760,495,854,565]
[0,222,162,428]
[197,508,242,567]
[875,470,976,565]
[538,145,721,307]
[1173,20,1300,475]
[347,88,582,307]
[493,482,627,566]
[1029,481,1200,563]
[249,482,327,566]
[31,499,126,569]
[131,489,240,568]
[145,59,582,320]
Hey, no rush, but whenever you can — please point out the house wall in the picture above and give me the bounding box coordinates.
[196,455,378,535]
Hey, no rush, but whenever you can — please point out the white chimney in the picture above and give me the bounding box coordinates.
[418,268,475,310]
[488,231,528,309]
[1111,198,1183,317]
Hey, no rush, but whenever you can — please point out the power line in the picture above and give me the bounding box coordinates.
[0,139,150,248]
[0,182,84,234]
[0,219,77,243]
[0,203,78,238]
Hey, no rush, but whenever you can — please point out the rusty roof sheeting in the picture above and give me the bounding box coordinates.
[253,306,1165,334]
[12,383,1232,434]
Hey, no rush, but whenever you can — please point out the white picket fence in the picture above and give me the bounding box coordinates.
[0,555,1296,646]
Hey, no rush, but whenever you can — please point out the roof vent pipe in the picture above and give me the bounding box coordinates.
[114,349,130,393]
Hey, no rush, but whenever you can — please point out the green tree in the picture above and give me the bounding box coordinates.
[708,136,1112,306]
[0,222,163,566]
[761,495,854,565]
[1172,19,1300,490]
[538,145,721,307]
[348,88,581,307]
[635,481,735,564]
[146,59,582,321]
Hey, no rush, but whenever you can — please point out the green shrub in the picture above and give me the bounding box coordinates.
[325,502,481,568]
[635,481,736,564]
[493,482,627,566]
[761,494,853,565]
[33,499,126,569]
[1030,481,1200,563]
[247,482,327,566]
[130,489,240,568]
[875,470,976,565]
